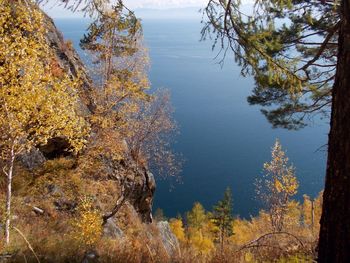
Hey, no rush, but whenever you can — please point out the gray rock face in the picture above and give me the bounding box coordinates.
[43,13,94,114]
[18,148,45,170]
[42,14,93,159]
[103,218,124,239]
[100,161,156,223]
[81,250,99,263]
[130,170,156,223]
[157,221,180,257]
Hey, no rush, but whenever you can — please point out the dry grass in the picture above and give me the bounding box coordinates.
[0,156,320,263]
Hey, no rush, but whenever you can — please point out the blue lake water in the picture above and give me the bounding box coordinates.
[54,17,328,218]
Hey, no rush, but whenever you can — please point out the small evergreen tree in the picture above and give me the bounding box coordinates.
[212,187,233,252]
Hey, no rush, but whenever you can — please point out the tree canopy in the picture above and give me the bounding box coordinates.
[203,1,350,261]
[202,0,339,129]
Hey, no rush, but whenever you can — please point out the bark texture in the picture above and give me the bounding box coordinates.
[318,0,350,261]
[5,147,15,245]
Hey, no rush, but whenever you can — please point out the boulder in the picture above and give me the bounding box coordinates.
[19,148,46,170]
[157,221,180,257]
[103,218,124,239]
[128,169,156,223]
[81,250,99,263]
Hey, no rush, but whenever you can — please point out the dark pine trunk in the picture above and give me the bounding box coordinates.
[318,0,350,261]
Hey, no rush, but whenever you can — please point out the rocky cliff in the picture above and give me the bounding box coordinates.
[20,12,156,223]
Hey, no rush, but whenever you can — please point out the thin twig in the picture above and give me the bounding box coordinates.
[146,244,155,262]
[237,231,305,252]
[13,227,40,263]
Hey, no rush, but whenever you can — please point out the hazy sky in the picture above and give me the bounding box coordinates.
[124,0,208,9]
[42,0,207,18]
[41,0,253,18]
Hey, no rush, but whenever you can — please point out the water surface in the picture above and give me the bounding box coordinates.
[55,18,328,218]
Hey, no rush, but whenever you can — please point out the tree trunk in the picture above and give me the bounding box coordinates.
[318,0,350,261]
[311,200,314,234]
[220,226,224,255]
[5,146,15,245]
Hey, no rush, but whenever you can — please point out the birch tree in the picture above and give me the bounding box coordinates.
[256,140,298,232]
[0,0,88,244]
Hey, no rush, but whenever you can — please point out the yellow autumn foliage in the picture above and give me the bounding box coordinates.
[0,0,89,244]
[188,228,215,255]
[257,139,299,232]
[71,197,103,247]
[0,0,89,156]
[169,218,186,243]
